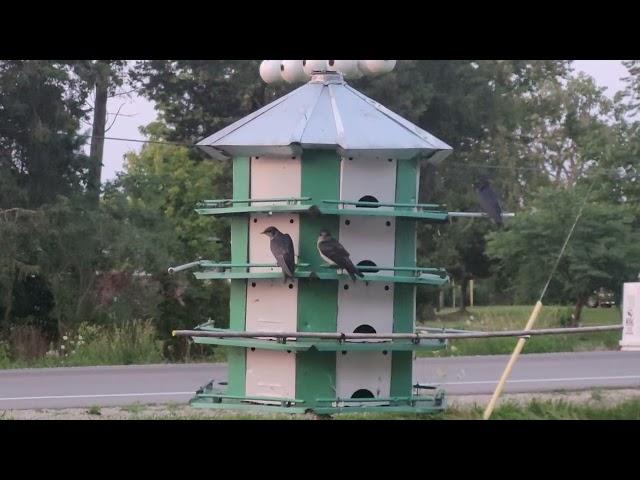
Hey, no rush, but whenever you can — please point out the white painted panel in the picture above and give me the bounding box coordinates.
[250,156,301,204]
[337,281,393,336]
[340,156,396,210]
[338,216,395,270]
[336,351,391,402]
[249,214,299,273]
[246,279,298,332]
[246,350,297,401]
[621,282,640,351]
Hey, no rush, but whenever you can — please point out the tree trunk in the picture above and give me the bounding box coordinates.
[2,267,18,326]
[459,277,468,312]
[571,296,586,327]
[88,64,109,203]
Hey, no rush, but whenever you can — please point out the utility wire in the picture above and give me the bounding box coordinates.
[1,129,637,179]
[537,181,596,302]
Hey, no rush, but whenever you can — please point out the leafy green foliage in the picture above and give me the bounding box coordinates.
[103,139,232,341]
[0,61,91,207]
[487,186,640,322]
[131,60,293,143]
[2,60,640,367]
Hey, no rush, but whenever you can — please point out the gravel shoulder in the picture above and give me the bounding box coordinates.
[3,388,640,420]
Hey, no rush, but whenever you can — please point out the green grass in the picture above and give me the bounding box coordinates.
[0,305,621,370]
[132,398,640,420]
[120,403,145,415]
[418,305,620,357]
[0,320,164,370]
[87,405,102,416]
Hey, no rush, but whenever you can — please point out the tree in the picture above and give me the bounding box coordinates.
[103,135,232,341]
[522,74,615,188]
[131,61,292,143]
[72,60,128,202]
[354,60,572,311]
[131,60,578,312]
[0,61,91,207]
[0,207,44,329]
[620,60,640,116]
[486,185,640,325]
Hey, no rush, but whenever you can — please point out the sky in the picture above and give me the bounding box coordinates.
[96,60,632,183]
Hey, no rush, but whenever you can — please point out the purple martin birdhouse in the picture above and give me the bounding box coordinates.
[173,64,457,414]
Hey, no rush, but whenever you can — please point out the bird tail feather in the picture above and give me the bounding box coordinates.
[345,259,364,282]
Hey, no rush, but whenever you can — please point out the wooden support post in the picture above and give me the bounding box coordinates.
[483,301,543,419]
[452,280,456,310]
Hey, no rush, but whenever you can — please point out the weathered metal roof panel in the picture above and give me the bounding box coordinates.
[196,72,452,162]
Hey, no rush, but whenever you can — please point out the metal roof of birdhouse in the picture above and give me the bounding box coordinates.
[196,71,453,163]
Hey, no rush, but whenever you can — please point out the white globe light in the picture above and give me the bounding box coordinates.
[362,60,397,76]
[328,60,360,78]
[302,60,327,75]
[260,60,284,84]
[280,60,309,83]
[357,60,374,76]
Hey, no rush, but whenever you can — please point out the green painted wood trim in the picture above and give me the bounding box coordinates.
[196,205,314,216]
[191,336,445,352]
[298,150,341,271]
[189,393,445,415]
[196,270,447,286]
[318,208,447,222]
[297,281,339,331]
[394,158,419,333]
[297,149,340,331]
[296,150,341,405]
[195,205,448,222]
[312,340,445,352]
[394,157,418,269]
[295,350,337,409]
[189,401,310,414]
[231,157,250,268]
[192,337,312,351]
[390,351,413,397]
[225,347,246,397]
[393,285,416,332]
[391,159,419,398]
[228,156,250,397]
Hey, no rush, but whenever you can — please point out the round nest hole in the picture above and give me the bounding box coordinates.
[357,260,378,274]
[357,195,380,208]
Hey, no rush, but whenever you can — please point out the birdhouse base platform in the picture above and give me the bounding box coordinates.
[189,380,447,415]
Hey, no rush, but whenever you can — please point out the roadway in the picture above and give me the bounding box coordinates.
[1,351,639,410]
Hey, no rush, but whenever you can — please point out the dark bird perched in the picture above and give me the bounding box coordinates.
[262,226,295,282]
[316,229,364,282]
[474,178,503,226]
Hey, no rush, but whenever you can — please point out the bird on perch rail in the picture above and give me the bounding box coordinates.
[474,178,503,226]
[317,229,364,282]
[262,226,295,283]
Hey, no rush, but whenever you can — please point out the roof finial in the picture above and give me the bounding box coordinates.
[259,60,397,85]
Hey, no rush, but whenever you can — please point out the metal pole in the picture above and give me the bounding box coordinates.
[448,212,516,218]
[172,323,620,341]
[168,261,204,274]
